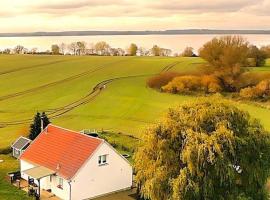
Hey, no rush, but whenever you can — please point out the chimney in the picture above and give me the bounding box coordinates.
[41,116,44,131]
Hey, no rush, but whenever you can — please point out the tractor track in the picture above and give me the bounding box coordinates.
[0,60,180,128]
[0,58,131,102]
[0,58,81,76]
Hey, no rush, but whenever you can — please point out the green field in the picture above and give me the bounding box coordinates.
[0,55,270,150]
[0,55,270,199]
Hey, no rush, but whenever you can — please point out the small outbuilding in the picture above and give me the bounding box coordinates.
[11,136,31,159]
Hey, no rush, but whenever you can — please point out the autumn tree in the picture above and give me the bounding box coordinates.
[181,46,195,57]
[261,45,270,58]
[134,98,270,200]
[199,35,249,91]
[151,45,161,56]
[95,41,110,55]
[248,45,267,67]
[128,43,138,56]
[160,48,172,56]
[51,44,60,55]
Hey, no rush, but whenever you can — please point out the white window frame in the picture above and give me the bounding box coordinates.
[98,155,108,166]
[57,177,63,189]
[15,149,19,154]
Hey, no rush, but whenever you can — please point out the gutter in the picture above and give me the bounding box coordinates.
[68,180,72,200]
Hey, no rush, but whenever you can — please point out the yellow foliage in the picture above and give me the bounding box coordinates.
[162,75,222,94]
[162,75,201,93]
[240,79,270,99]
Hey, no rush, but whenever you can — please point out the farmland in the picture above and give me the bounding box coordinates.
[0,55,270,151]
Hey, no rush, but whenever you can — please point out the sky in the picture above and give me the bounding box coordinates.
[0,0,270,32]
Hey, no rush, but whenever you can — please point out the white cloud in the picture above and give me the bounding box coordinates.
[0,0,269,32]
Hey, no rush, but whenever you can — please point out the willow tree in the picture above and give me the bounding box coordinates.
[134,98,270,200]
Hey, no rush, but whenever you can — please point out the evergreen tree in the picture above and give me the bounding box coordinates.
[29,112,50,140]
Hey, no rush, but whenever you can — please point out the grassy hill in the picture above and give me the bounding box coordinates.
[0,55,270,150]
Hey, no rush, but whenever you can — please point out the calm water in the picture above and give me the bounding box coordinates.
[0,34,270,53]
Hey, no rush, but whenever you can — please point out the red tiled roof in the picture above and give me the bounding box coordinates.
[21,124,103,180]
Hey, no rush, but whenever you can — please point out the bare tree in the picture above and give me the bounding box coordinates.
[14,45,25,54]
[59,43,66,55]
[30,48,38,54]
[3,48,11,54]
[68,42,77,55]
[76,41,86,55]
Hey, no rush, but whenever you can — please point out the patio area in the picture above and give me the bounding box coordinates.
[13,179,60,200]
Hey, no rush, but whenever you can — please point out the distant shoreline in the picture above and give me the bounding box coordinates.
[1,29,270,37]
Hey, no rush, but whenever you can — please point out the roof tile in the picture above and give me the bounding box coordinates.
[20,124,103,179]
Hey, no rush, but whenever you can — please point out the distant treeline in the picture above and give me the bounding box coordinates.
[0,41,189,57]
[1,37,270,58]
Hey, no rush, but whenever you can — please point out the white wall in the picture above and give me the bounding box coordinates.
[71,142,133,200]
[49,175,70,200]
[20,159,70,200]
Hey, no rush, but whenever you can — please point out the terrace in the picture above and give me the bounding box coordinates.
[11,178,60,200]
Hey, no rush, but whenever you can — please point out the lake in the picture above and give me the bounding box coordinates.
[0,34,270,53]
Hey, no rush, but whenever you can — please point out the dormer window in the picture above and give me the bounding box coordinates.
[98,155,108,165]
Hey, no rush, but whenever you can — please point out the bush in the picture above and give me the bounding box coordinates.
[162,75,223,94]
[147,72,181,89]
[162,75,201,93]
[0,147,12,154]
[236,72,270,90]
[201,75,222,93]
[240,80,270,99]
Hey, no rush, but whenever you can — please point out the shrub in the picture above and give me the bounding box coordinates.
[240,80,270,99]
[236,72,270,90]
[239,87,259,99]
[162,75,201,93]
[162,75,223,94]
[147,72,181,89]
[201,75,222,93]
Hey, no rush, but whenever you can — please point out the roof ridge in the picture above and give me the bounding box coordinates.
[49,124,104,142]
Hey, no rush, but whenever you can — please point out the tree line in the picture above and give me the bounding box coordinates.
[0,42,173,56]
[1,39,270,59]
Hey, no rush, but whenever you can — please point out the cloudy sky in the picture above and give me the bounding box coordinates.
[0,0,270,32]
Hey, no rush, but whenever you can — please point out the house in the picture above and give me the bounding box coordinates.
[20,124,133,200]
[11,136,31,159]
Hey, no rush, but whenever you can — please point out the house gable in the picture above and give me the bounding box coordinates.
[70,142,133,199]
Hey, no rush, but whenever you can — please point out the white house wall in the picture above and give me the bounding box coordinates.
[71,142,133,200]
[20,159,70,200]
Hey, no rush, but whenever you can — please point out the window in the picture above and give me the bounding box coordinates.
[57,177,63,189]
[98,155,108,165]
[15,149,19,155]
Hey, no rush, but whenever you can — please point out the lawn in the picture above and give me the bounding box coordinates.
[0,154,31,200]
[0,55,269,150]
